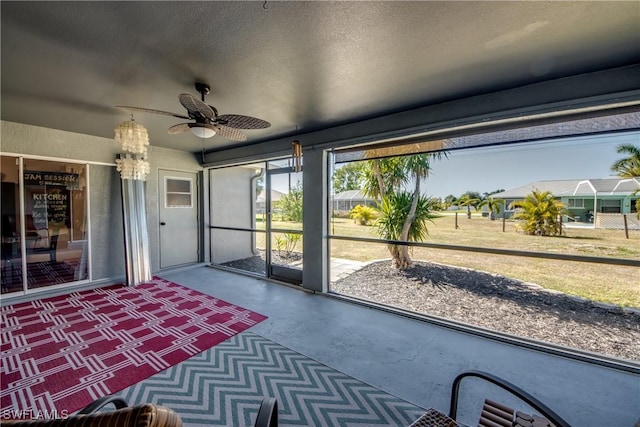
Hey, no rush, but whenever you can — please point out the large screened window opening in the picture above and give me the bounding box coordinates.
[1,156,89,295]
[328,108,639,365]
[209,158,304,285]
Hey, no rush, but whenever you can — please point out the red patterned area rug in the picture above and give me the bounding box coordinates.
[0,277,267,417]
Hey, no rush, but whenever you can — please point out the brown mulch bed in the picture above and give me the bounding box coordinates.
[220,250,301,275]
[332,260,640,362]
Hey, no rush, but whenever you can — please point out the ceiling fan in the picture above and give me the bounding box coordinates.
[117,83,270,141]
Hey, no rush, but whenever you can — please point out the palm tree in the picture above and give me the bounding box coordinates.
[610,144,640,177]
[376,192,437,268]
[610,144,640,218]
[477,196,505,220]
[363,152,446,269]
[630,187,640,220]
[443,194,457,210]
[455,193,481,219]
[361,157,405,200]
[510,190,569,236]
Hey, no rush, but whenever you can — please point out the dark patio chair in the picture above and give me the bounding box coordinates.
[2,395,278,427]
[449,370,571,427]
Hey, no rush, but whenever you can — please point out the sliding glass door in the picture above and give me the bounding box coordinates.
[1,156,89,295]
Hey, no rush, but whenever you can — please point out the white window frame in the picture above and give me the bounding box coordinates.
[567,198,585,208]
[164,176,193,208]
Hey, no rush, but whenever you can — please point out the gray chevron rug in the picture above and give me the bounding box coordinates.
[115,331,426,426]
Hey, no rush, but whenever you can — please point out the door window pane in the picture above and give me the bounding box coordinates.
[165,178,192,207]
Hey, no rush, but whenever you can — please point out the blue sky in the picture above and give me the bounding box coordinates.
[422,131,640,198]
[276,130,639,197]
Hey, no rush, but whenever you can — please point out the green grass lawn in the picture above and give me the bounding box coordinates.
[256,214,639,307]
[328,214,640,308]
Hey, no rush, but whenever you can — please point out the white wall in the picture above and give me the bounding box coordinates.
[209,166,257,263]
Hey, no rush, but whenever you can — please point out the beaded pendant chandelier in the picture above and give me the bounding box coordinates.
[114,119,150,180]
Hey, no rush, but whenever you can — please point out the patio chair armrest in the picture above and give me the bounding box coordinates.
[77,395,129,414]
[448,370,570,427]
[254,397,278,427]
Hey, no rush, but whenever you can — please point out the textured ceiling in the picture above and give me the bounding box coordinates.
[2,1,639,154]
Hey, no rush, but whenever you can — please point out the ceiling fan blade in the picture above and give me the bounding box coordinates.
[116,105,190,120]
[168,123,191,134]
[217,114,271,129]
[178,94,215,120]
[215,125,248,141]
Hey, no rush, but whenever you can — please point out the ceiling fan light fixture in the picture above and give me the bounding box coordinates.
[190,125,216,138]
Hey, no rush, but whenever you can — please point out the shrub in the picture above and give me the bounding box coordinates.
[349,205,377,225]
[274,232,301,258]
[375,192,435,242]
[510,190,569,236]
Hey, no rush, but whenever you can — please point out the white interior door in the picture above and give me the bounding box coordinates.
[159,170,199,269]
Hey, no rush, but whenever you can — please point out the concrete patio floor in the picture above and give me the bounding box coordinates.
[159,265,639,427]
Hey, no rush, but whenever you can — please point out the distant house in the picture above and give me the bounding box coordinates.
[494,177,640,228]
[332,190,378,213]
[255,189,285,215]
